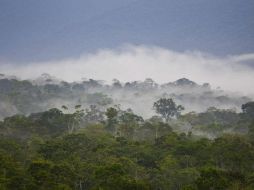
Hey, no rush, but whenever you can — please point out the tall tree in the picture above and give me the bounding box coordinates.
[153,98,184,122]
[62,105,84,134]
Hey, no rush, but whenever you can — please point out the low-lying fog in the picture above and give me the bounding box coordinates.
[1,45,254,95]
[0,74,252,120]
[0,45,253,119]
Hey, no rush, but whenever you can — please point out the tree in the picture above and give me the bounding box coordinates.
[153,98,184,122]
[195,167,230,190]
[105,107,119,134]
[248,121,254,142]
[211,134,254,173]
[140,116,172,140]
[117,110,144,139]
[242,101,254,120]
[112,79,122,89]
[61,105,84,134]
[84,105,104,124]
[106,107,118,121]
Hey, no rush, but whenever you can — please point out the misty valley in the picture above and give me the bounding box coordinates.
[0,74,254,190]
[1,0,254,189]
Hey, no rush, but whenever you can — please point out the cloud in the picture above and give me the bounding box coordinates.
[1,44,254,94]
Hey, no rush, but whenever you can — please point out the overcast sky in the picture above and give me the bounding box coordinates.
[0,0,254,94]
[0,0,254,62]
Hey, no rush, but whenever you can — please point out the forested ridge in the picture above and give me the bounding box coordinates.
[0,75,254,189]
[0,74,251,119]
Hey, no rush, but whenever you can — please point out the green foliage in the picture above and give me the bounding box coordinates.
[153,98,184,122]
[0,104,254,190]
[106,107,118,120]
[105,107,118,133]
[180,107,242,136]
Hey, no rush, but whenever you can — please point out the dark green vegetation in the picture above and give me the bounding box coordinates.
[1,97,254,190]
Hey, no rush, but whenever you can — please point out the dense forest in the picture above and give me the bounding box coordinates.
[0,74,254,190]
[0,73,251,119]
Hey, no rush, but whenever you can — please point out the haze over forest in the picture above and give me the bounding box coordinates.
[0,73,252,120]
[1,1,254,190]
